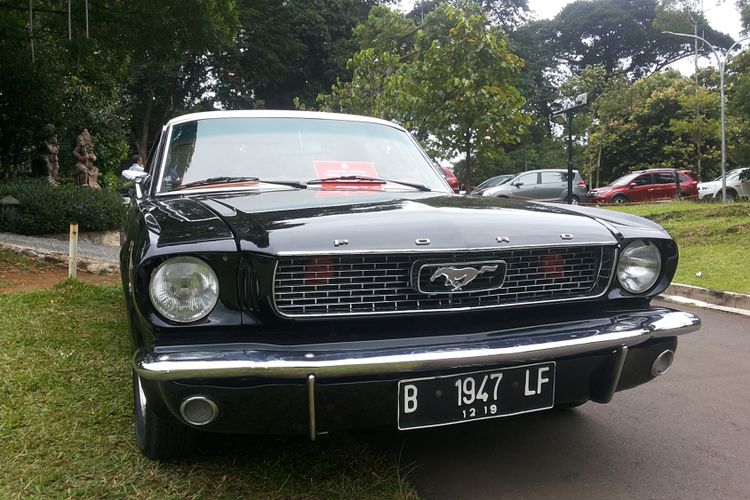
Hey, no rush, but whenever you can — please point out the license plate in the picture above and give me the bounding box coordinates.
[397,362,556,430]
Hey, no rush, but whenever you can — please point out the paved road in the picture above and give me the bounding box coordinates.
[368,302,750,500]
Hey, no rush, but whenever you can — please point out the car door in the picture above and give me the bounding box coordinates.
[626,173,654,202]
[537,171,565,201]
[509,172,540,200]
[738,169,750,198]
[653,172,678,200]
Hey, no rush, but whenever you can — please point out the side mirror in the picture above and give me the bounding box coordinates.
[513,182,523,187]
[135,174,150,199]
[629,182,637,189]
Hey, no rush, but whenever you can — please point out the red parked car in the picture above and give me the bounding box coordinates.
[440,166,460,193]
[588,169,698,204]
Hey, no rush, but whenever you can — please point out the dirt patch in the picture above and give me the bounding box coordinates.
[0,250,120,293]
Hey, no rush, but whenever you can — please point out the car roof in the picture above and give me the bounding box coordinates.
[631,168,692,173]
[165,110,406,132]
[514,169,580,174]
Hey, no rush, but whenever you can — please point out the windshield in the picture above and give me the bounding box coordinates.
[610,173,639,187]
[157,117,448,193]
[713,169,745,182]
[476,175,510,190]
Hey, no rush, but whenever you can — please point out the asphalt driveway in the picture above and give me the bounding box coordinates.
[367,301,750,499]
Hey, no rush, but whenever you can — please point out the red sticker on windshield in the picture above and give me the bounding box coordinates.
[314,161,377,178]
[313,161,382,191]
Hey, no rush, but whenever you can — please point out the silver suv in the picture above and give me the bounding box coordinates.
[482,169,588,203]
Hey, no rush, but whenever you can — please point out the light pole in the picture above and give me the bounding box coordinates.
[664,31,750,202]
[553,93,588,204]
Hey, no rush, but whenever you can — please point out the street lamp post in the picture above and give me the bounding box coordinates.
[664,31,750,202]
[553,93,588,204]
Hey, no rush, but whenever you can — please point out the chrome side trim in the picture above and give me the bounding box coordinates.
[275,241,618,256]
[133,309,700,381]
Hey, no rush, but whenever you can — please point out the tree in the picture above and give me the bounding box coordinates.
[588,70,722,183]
[120,0,238,158]
[540,0,733,79]
[210,0,385,113]
[0,0,131,177]
[739,0,750,35]
[400,5,528,188]
[320,3,528,189]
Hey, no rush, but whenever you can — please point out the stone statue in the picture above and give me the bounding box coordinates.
[32,124,60,186]
[73,129,100,189]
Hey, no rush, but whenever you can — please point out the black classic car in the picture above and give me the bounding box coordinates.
[121,110,700,459]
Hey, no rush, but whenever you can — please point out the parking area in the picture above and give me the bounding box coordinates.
[368,302,750,499]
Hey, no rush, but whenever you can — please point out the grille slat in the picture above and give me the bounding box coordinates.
[273,246,616,317]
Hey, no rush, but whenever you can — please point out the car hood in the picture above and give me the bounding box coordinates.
[698,180,727,189]
[144,190,670,253]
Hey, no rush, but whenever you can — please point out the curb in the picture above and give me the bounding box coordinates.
[659,283,750,317]
[0,241,118,274]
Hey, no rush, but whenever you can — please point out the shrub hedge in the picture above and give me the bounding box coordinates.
[0,179,126,235]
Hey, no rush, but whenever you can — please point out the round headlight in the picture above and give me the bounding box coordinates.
[617,240,662,294]
[149,256,219,323]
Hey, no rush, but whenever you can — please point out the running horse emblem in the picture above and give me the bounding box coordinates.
[430,265,499,292]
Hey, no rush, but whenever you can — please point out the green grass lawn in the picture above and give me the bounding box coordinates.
[605,202,750,294]
[0,281,416,499]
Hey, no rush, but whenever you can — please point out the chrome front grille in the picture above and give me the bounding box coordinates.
[273,246,616,317]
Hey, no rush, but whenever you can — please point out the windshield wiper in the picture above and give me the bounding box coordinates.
[307,175,431,192]
[173,176,260,191]
[259,179,308,189]
[172,177,308,191]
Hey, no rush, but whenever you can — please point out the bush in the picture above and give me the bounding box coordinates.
[0,179,126,235]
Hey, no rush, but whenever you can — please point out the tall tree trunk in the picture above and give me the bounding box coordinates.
[135,98,152,163]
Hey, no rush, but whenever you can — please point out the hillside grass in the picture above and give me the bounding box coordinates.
[0,280,416,499]
[606,202,750,294]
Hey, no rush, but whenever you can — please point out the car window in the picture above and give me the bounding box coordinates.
[611,173,638,187]
[655,173,677,184]
[679,173,690,182]
[158,117,446,192]
[540,172,563,184]
[490,176,510,187]
[632,174,652,186]
[515,173,538,185]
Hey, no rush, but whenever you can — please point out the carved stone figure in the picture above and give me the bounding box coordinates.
[73,129,100,189]
[32,124,60,186]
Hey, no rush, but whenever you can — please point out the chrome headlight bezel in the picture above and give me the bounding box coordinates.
[616,240,662,294]
[148,256,220,323]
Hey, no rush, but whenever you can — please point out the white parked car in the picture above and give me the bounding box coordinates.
[697,168,750,201]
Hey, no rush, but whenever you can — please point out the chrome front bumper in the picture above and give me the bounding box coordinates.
[134,308,700,382]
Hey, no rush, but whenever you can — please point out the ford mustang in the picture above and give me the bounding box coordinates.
[121,110,700,459]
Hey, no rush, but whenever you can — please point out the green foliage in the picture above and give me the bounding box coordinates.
[211,0,380,113]
[319,2,529,188]
[0,179,125,235]
[0,281,417,498]
[739,0,750,34]
[539,0,734,78]
[584,70,724,184]
[318,48,404,119]
[608,202,750,293]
